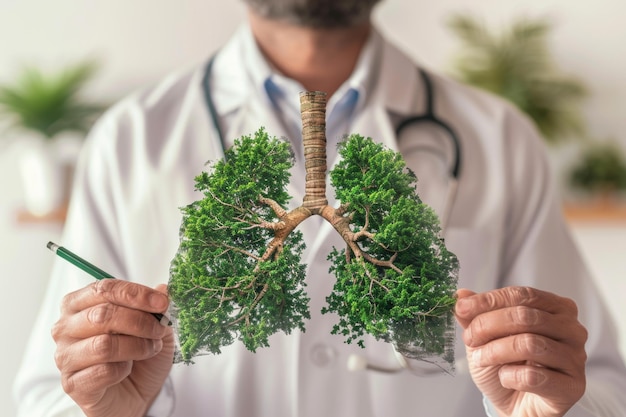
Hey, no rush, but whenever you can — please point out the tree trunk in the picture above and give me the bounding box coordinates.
[299,91,328,213]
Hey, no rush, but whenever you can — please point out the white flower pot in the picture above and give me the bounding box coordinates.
[17,134,82,217]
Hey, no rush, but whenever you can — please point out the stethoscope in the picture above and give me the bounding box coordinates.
[201,56,463,376]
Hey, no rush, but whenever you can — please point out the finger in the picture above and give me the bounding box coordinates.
[55,333,164,374]
[455,288,476,328]
[57,303,169,340]
[62,279,170,316]
[61,361,132,401]
[497,363,585,407]
[455,286,578,322]
[456,288,476,298]
[463,305,588,347]
[472,333,586,374]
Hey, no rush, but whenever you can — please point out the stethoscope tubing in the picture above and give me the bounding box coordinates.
[202,55,462,185]
[395,68,462,180]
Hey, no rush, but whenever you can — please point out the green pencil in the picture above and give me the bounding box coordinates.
[47,241,171,326]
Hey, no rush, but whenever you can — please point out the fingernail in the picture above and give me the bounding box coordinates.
[150,293,168,310]
[526,369,547,387]
[501,367,547,388]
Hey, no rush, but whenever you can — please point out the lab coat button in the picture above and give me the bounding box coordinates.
[310,344,337,367]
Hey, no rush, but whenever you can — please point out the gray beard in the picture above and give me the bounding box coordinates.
[242,0,382,28]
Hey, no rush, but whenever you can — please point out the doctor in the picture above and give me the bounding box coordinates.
[13,0,626,416]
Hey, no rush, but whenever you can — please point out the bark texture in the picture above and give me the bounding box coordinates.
[300,91,329,212]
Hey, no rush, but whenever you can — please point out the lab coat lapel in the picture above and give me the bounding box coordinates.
[356,32,423,149]
[355,44,451,222]
[226,94,287,145]
[229,93,308,202]
[351,104,399,151]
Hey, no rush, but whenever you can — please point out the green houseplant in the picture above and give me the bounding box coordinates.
[0,60,103,139]
[447,14,588,145]
[0,60,105,216]
[569,140,626,203]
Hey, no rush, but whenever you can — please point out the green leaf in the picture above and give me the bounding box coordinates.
[0,60,105,139]
[325,134,458,367]
[447,13,588,144]
[169,128,310,363]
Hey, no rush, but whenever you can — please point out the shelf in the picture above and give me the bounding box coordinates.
[563,202,626,223]
[16,205,67,225]
[14,202,626,225]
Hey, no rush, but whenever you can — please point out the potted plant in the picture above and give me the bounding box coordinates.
[0,60,105,217]
[568,140,626,208]
[447,14,588,145]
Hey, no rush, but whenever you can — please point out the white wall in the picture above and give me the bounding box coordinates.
[1,1,626,416]
[2,0,625,141]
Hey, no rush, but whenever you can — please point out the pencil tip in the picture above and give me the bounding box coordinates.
[47,241,58,252]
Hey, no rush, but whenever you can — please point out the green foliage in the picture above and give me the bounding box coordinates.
[324,134,458,362]
[569,140,626,193]
[169,128,310,363]
[447,14,587,144]
[0,60,104,139]
[169,131,458,368]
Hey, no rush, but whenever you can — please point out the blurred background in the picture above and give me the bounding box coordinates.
[1,1,625,415]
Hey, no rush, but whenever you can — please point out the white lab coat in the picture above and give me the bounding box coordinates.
[14,25,626,417]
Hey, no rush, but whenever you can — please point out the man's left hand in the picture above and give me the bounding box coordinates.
[455,286,588,417]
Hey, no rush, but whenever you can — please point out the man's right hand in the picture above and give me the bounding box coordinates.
[52,279,175,417]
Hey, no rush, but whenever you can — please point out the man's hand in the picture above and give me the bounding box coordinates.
[455,287,588,417]
[52,279,175,417]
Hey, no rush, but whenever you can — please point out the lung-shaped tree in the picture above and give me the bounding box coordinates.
[169,92,458,368]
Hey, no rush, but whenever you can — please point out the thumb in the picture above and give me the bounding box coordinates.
[154,283,169,295]
[456,288,475,299]
[454,288,477,329]
[153,284,171,325]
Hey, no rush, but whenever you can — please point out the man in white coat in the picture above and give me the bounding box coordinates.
[14,0,626,416]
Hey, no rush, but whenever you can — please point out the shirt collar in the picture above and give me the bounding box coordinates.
[240,23,381,122]
[211,23,421,123]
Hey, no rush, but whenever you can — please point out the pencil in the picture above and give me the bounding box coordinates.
[47,241,172,326]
